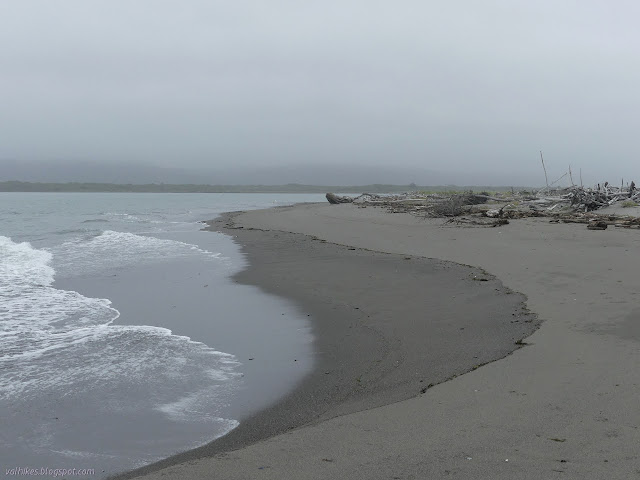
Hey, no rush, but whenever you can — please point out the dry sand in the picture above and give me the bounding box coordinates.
[126,203,640,479]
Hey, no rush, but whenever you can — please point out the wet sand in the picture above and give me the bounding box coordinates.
[117,204,540,479]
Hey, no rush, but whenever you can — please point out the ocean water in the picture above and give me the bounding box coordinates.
[0,193,323,477]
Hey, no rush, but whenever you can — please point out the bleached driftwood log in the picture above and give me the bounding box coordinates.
[326,193,354,204]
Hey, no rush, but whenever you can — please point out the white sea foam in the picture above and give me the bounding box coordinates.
[50,230,226,276]
[81,218,110,223]
[49,449,121,460]
[155,389,241,424]
[0,235,55,288]
[0,236,121,370]
[0,235,241,442]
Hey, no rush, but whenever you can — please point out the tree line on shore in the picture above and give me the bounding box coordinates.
[0,181,521,194]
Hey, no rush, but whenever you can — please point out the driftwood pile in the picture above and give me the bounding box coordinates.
[566,182,636,211]
[325,183,640,228]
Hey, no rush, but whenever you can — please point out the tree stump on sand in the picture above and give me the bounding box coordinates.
[326,193,354,204]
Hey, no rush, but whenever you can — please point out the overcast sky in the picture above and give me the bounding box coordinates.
[1,1,639,184]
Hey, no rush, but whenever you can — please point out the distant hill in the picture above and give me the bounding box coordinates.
[0,181,527,193]
[0,160,541,186]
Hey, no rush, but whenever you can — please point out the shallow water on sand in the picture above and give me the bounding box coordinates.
[0,193,321,477]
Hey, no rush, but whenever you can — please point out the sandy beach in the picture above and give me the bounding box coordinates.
[120,202,640,479]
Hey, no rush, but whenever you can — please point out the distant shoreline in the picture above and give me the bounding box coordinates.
[0,181,528,193]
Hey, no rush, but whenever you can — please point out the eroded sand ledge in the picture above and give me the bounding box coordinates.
[124,203,640,479]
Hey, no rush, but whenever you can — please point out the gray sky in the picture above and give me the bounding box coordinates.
[1,1,639,185]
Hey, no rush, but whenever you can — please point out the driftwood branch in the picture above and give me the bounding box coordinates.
[540,151,549,189]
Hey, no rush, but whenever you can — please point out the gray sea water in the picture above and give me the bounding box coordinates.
[0,193,323,477]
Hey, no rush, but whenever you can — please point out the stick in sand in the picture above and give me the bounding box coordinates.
[549,172,568,187]
[569,165,574,186]
[540,151,549,189]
